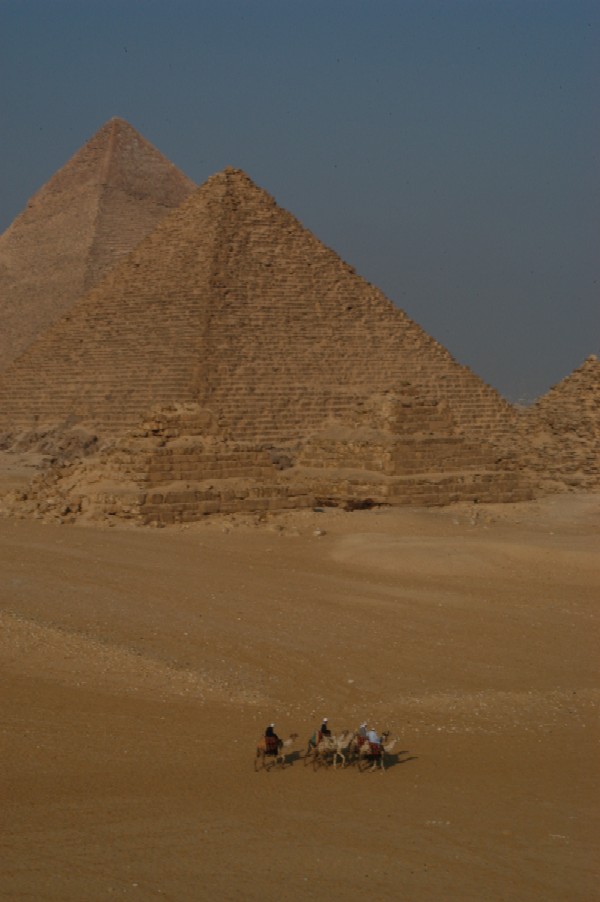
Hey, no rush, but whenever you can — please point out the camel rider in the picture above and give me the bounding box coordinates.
[357,721,368,747]
[264,723,280,755]
[307,717,331,755]
[319,718,331,740]
[367,726,381,750]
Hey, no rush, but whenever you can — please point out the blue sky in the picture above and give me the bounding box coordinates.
[1,0,598,402]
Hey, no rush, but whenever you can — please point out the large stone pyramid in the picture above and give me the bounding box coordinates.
[0,167,536,519]
[0,118,195,369]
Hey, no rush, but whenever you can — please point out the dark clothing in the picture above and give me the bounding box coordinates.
[264,725,280,755]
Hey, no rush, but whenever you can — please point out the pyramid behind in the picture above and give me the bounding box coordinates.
[0,118,195,369]
[0,170,229,436]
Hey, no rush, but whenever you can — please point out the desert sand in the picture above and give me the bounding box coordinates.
[1,494,598,900]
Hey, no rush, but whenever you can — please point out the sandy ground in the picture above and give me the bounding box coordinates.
[1,493,599,900]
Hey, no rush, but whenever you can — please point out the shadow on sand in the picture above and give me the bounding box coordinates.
[256,748,418,772]
[380,751,418,770]
[283,749,417,771]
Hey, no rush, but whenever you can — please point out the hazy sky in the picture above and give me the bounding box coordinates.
[1,0,598,402]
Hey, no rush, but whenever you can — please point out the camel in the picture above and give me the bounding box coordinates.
[254,733,299,772]
[308,730,354,770]
[355,732,398,772]
[344,729,383,767]
[345,732,363,766]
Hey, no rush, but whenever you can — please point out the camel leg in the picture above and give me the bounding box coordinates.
[334,751,346,769]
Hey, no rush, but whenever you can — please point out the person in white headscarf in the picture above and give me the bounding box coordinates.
[367,725,380,746]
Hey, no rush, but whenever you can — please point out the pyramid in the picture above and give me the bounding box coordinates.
[525,355,600,489]
[0,168,536,517]
[0,118,195,369]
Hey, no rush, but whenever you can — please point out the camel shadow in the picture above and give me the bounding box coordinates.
[284,749,303,766]
[382,751,418,770]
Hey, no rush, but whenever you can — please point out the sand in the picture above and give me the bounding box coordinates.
[1,494,598,900]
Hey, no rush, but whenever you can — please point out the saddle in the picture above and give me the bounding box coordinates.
[265,736,279,755]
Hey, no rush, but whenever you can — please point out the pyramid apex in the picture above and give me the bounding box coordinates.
[85,117,184,157]
[206,167,275,201]
[218,166,256,184]
[195,167,267,201]
[92,116,140,137]
[222,166,249,176]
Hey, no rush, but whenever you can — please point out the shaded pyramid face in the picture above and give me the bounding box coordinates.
[0,167,520,458]
[535,355,600,415]
[0,118,195,369]
[527,355,600,487]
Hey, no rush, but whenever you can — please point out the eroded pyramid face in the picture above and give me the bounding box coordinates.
[0,118,195,370]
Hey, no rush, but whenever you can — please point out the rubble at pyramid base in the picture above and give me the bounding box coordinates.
[0,400,551,527]
[2,366,599,526]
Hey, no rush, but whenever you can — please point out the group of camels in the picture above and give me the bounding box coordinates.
[254,729,399,773]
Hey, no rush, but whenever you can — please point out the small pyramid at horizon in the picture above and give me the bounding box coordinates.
[534,353,600,412]
[526,354,600,486]
[0,117,196,369]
